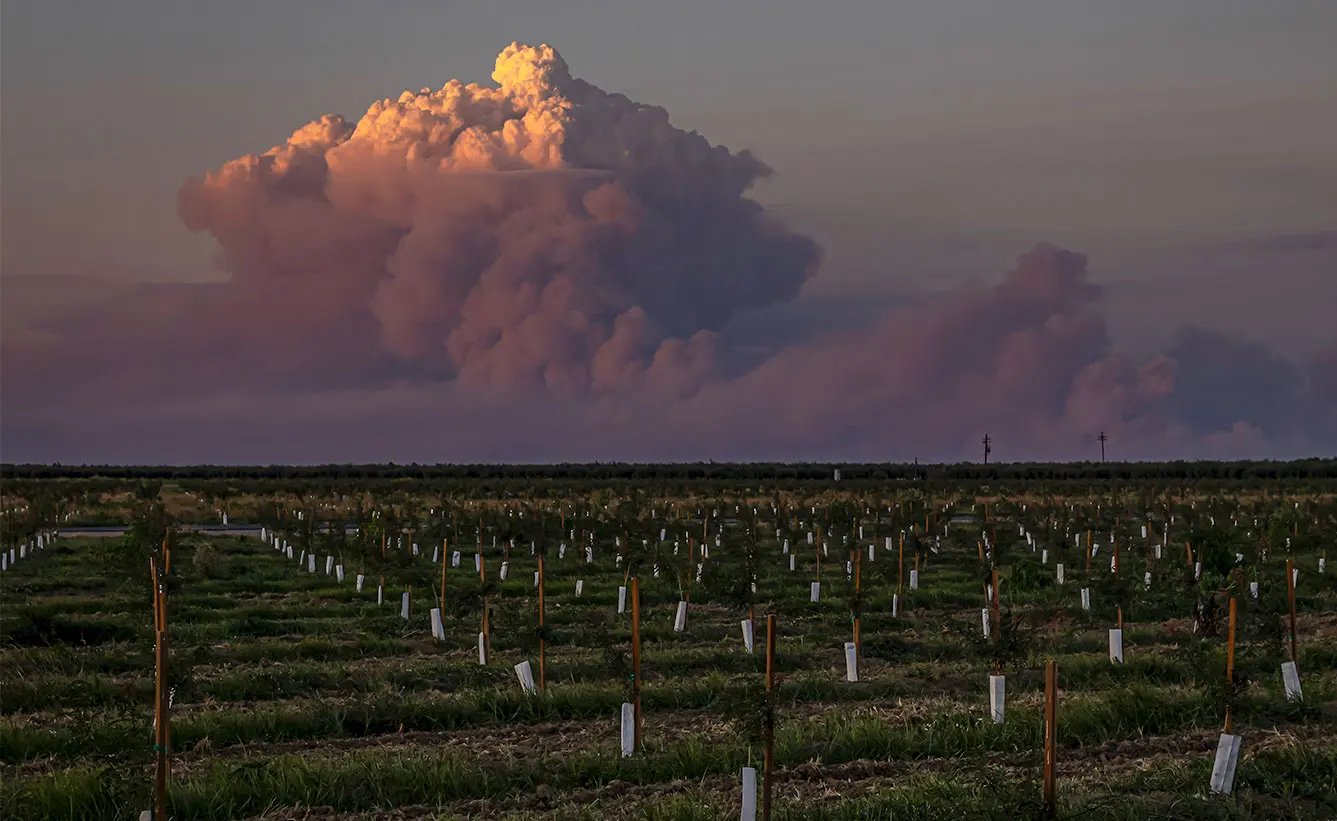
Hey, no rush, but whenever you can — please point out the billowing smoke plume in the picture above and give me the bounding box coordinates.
[178,42,818,396]
[2,43,1333,463]
[666,244,1181,460]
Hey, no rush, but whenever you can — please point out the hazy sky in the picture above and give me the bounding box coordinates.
[3,1,1335,462]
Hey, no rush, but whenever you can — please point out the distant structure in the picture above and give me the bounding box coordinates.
[833,468,842,482]
[1098,431,1108,462]
[982,433,992,465]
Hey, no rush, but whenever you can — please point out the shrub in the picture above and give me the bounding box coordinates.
[192,543,228,579]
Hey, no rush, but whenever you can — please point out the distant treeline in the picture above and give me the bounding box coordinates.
[4,460,1337,482]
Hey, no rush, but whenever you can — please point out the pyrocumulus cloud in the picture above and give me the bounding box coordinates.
[178,42,819,397]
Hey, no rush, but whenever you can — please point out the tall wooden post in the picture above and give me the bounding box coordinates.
[1286,558,1298,664]
[763,612,777,821]
[537,554,546,690]
[1042,659,1057,820]
[630,576,642,751]
[686,537,694,603]
[852,547,861,658]
[897,532,905,594]
[149,558,169,821]
[480,554,490,662]
[150,558,161,632]
[1224,597,1237,733]
[439,539,448,606]
[990,566,1001,634]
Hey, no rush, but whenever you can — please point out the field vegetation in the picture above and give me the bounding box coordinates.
[2,467,1335,819]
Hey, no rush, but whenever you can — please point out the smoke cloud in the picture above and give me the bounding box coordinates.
[662,244,1184,461]
[2,43,1333,463]
[177,42,818,397]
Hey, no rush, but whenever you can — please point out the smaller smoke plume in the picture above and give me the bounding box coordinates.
[666,244,1181,460]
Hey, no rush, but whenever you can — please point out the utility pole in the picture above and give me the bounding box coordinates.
[982,433,992,465]
[1098,431,1108,463]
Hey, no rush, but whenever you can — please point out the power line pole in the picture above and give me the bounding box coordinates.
[982,433,992,465]
[1098,431,1107,463]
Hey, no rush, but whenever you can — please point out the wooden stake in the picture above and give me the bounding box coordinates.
[150,558,169,821]
[446,540,457,604]
[897,532,904,594]
[686,537,694,603]
[631,575,642,752]
[480,554,490,661]
[1042,659,1057,820]
[990,566,1001,636]
[149,558,161,633]
[763,612,777,821]
[154,619,169,819]
[537,554,546,691]
[1224,597,1237,734]
[852,547,861,658]
[1286,558,1298,664]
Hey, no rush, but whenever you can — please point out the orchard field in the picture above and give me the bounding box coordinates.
[2,464,1336,820]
